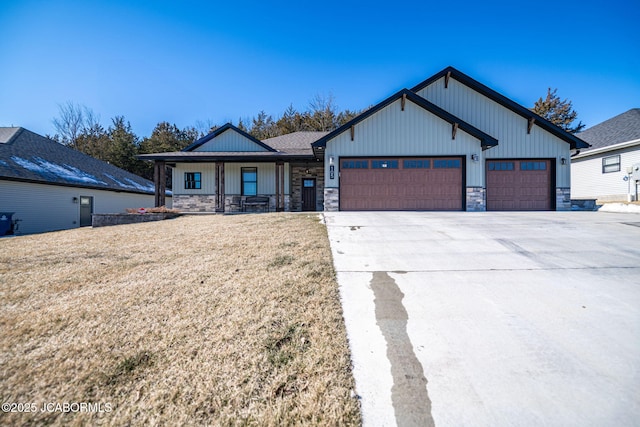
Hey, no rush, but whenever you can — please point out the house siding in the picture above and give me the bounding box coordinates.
[323,98,484,189]
[571,145,640,200]
[194,130,269,152]
[224,163,290,195]
[172,163,217,195]
[0,180,160,235]
[416,77,571,188]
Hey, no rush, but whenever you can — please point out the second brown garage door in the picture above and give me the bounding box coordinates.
[486,159,552,211]
[340,157,463,211]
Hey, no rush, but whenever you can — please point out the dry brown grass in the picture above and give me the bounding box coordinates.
[0,214,360,426]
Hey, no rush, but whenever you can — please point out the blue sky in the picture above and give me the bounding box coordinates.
[1,0,638,139]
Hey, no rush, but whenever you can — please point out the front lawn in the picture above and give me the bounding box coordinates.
[0,214,360,426]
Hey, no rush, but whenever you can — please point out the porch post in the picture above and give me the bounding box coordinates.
[215,162,225,213]
[154,161,166,207]
[275,161,285,212]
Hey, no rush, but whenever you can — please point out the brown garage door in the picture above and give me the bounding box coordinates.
[486,160,552,211]
[340,157,463,211]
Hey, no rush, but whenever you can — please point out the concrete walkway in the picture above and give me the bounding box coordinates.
[324,211,640,427]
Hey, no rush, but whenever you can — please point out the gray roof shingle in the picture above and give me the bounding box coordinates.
[0,127,156,194]
[577,108,640,151]
[262,131,329,155]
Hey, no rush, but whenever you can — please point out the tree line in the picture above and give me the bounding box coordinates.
[50,94,360,180]
[51,89,583,181]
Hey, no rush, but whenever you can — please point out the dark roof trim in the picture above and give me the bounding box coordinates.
[138,153,317,162]
[0,175,166,196]
[311,89,498,155]
[183,123,277,152]
[411,66,590,150]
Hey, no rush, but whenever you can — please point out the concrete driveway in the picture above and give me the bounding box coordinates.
[324,211,640,427]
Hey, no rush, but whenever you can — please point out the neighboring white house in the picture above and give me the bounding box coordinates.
[0,127,170,235]
[141,66,589,212]
[571,109,640,202]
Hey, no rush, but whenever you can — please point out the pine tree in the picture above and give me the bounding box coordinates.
[532,88,585,134]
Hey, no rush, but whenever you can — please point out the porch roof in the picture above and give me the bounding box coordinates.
[137,151,318,162]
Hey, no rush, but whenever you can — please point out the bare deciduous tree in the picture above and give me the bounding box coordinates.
[52,101,99,147]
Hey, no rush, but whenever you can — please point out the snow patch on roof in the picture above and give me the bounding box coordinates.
[0,160,8,166]
[11,156,105,184]
[103,174,154,192]
[123,178,155,192]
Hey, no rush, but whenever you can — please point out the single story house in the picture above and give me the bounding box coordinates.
[571,108,640,202]
[140,66,589,212]
[0,127,170,235]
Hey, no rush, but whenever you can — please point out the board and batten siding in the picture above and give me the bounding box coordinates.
[416,77,572,188]
[194,130,269,152]
[571,146,640,200]
[0,180,160,235]
[224,163,290,195]
[324,98,484,188]
[172,163,216,195]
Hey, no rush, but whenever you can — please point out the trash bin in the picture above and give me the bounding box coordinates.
[0,212,15,236]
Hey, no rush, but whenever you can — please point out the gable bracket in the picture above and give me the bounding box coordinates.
[350,125,355,141]
[445,71,451,89]
[401,93,406,111]
[452,122,458,140]
[527,117,535,134]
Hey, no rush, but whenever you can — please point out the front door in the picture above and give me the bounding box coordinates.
[301,179,316,211]
[79,196,94,227]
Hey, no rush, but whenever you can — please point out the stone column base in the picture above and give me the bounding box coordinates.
[324,188,339,211]
[556,188,571,211]
[466,187,486,211]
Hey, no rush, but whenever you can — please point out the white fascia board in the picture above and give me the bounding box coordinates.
[573,138,640,159]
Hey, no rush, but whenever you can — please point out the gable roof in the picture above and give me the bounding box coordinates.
[0,127,156,194]
[576,108,640,152]
[312,88,498,156]
[183,123,277,152]
[139,129,324,162]
[411,66,590,150]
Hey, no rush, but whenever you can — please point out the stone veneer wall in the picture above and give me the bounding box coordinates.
[556,188,571,211]
[466,187,486,211]
[324,188,339,211]
[172,194,217,212]
[290,165,325,211]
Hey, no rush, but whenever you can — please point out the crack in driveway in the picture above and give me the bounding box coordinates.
[370,271,435,427]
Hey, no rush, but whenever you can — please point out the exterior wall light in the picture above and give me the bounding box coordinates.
[560,157,567,165]
[471,154,479,162]
[72,197,78,203]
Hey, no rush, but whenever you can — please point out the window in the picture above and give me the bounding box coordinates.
[184,172,201,189]
[371,160,399,169]
[602,155,621,173]
[434,159,461,168]
[403,159,430,169]
[487,161,514,171]
[520,161,547,171]
[242,167,257,195]
[342,160,368,169]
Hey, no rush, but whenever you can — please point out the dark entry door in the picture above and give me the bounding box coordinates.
[79,196,94,227]
[301,179,316,211]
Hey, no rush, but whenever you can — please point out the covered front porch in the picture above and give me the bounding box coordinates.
[148,159,324,213]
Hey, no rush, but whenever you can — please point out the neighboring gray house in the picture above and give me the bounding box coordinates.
[0,127,169,235]
[141,66,589,212]
[571,108,640,202]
